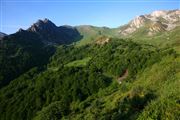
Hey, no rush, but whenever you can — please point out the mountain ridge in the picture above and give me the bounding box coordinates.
[27,18,82,44]
[0,32,7,39]
[118,9,180,36]
[2,9,179,46]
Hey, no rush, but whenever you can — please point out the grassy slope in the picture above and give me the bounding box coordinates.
[65,57,91,67]
[130,27,180,47]
[75,25,117,46]
[63,55,180,120]
[75,24,180,51]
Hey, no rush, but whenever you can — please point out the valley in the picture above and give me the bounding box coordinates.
[0,9,180,120]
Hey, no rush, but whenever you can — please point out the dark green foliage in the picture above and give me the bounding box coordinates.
[0,38,178,120]
[137,99,180,120]
[0,66,111,120]
[34,101,69,120]
[0,31,55,88]
[109,87,156,120]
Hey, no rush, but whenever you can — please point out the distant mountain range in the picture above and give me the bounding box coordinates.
[76,9,180,45]
[2,9,179,45]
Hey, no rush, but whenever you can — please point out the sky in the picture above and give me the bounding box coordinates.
[0,0,180,34]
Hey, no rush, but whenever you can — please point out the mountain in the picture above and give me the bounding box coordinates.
[1,10,179,46]
[117,10,180,50]
[0,9,179,120]
[1,19,82,45]
[0,19,83,88]
[74,10,180,47]
[28,19,82,44]
[118,9,180,36]
[0,32,7,39]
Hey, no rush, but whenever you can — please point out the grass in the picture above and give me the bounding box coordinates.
[65,57,91,67]
[130,27,180,49]
[75,26,118,46]
[75,25,180,50]
[48,67,59,71]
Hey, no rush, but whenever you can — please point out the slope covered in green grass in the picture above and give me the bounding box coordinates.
[75,25,117,46]
[65,57,91,67]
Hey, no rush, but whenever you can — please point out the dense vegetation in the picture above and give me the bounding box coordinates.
[0,30,55,88]
[0,37,179,120]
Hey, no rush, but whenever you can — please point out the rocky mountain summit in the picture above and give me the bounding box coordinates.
[28,18,57,33]
[27,18,81,44]
[119,9,180,36]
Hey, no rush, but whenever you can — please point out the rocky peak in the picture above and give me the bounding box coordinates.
[18,28,25,32]
[148,22,167,36]
[118,15,147,35]
[148,10,180,23]
[150,10,168,17]
[130,15,146,28]
[119,9,180,36]
[28,18,57,32]
[25,18,82,44]
[43,18,51,23]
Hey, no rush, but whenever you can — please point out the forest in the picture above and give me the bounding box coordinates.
[0,38,179,120]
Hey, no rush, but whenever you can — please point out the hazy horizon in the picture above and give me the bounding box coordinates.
[0,0,179,34]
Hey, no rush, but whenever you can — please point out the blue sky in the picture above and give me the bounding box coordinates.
[0,0,179,34]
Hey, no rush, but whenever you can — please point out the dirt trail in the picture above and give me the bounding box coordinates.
[117,69,128,84]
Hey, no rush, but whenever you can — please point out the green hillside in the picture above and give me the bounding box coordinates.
[75,25,180,50]
[0,38,179,120]
[75,25,117,46]
[0,10,180,120]
[0,30,55,88]
[129,27,180,49]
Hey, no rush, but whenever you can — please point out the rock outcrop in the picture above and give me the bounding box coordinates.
[119,9,180,36]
